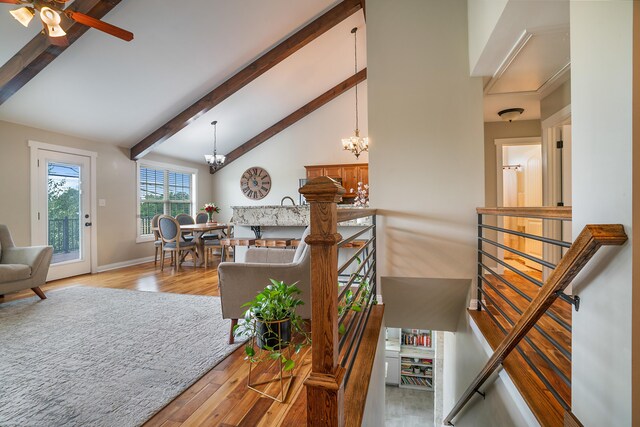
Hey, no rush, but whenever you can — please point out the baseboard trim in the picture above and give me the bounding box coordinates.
[97,256,155,273]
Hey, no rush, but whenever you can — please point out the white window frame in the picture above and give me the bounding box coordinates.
[136,160,198,243]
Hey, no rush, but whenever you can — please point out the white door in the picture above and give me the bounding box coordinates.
[34,150,92,280]
[524,154,543,270]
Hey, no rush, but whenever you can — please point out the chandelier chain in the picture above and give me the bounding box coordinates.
[354,27,359,132]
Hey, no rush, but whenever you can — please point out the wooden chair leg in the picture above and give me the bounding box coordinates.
[31,287,46,300]
[154,246,159,265]
[192,250,197,270]
[161,250,165,271]
[229,319,238,344]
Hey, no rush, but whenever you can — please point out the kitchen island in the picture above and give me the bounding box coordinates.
[230,205,373,263]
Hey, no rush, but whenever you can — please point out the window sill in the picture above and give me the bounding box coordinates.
[136,235,155,244]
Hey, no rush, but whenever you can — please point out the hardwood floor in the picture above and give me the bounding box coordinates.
[1,259,313,426]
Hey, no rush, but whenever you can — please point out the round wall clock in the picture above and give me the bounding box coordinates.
[240,167,271,200]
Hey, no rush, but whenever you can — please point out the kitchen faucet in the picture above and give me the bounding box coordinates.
[280,196,296,206]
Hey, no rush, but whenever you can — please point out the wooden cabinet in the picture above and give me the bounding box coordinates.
[304,163,368,198]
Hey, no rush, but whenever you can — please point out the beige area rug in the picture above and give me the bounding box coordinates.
[0,287,243,427]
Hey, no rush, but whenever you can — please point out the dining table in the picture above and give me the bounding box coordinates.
[154,222,229,267]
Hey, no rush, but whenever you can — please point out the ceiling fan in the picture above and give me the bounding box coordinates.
[1,0,133,46]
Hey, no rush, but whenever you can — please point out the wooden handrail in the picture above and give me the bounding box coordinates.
[564,411,584,427]
[337,208,377,223]
[443,224,627,426]
[476,206,572,220]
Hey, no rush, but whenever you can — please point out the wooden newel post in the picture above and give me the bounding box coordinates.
[299,177,346,427]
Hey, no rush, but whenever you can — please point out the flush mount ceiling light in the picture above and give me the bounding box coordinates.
[2,0,134,46]
[498,108,525,122]
[341,27,369,159]
[205,121,226,171]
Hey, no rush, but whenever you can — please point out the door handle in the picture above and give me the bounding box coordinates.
[85,222,92,227]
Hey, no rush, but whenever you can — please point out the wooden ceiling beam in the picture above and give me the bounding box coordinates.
[130,0,363,160]
[210,68,366,174]
[0,0,125,105]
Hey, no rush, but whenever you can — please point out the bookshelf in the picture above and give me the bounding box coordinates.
[385,328,434,391]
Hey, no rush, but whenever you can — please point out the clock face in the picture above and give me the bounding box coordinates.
[240,167,271,200]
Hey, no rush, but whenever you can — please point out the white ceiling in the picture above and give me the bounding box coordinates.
[0,0,366,159]
[154,12,366,164]
[479,1,570,123]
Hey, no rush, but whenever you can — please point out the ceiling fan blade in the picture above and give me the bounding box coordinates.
[66,11,133,42]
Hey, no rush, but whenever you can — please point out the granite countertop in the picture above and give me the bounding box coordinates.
[231,205,372,227]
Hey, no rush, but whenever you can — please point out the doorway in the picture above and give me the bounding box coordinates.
[502,144,543,272]
[30,142,97,281]
[494,137,543,274]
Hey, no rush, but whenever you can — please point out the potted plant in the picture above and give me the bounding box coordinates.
[201,203,220,223]
[234,279,310,372]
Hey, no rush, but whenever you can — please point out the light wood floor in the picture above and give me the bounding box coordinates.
[1,259,312,427]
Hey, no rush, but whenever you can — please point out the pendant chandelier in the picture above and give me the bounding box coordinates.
[204,121,226,170]
[342,27,368,159]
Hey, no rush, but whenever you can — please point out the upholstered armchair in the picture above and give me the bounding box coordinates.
[218,227,311,344]
[0,225,53,300]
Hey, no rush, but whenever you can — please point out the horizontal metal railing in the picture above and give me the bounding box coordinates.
[476,208,574,412]
[443,214,627,426]
[336,214,377,386]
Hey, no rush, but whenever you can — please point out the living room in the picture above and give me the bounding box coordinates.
[1,1,638,426]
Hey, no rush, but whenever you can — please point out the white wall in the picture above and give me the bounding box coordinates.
[209,84,368,221]
[361,319,386,427]
[467,0,508,74]
[442,314,538,427]
[367,0,484,280]
[570,2,634,425]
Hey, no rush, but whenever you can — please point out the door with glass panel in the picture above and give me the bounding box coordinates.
[35,150,92,280]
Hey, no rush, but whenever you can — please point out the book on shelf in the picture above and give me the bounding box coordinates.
[401,329,432,347]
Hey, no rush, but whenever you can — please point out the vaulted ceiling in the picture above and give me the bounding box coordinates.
[0,0,366,164]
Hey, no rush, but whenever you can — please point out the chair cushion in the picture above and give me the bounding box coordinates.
[163,241,195,249]
[0,264,31,282]
[293,227,311,263]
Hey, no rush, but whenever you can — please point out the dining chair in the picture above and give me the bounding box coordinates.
[175,213,195,241]
[157,215,197,271]
[203,222,234,268]
[195,212,209,224]
[151,214,162,265]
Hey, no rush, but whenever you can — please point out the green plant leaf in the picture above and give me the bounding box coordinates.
[339,324,346,335]
[245,345,255,357]
[284,359,295,371]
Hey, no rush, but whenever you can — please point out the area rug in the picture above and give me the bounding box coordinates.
[0,287,244,427]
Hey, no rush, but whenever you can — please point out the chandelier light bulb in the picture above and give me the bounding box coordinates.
[10,7,35,27]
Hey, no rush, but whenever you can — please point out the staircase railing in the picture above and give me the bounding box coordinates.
[443,207,627,426]
[299,177,380,427]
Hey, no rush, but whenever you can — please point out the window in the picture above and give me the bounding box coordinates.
[136,161,197,241]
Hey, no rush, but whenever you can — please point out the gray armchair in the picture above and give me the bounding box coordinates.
[218,227,311,344]
[0,224,53,300]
